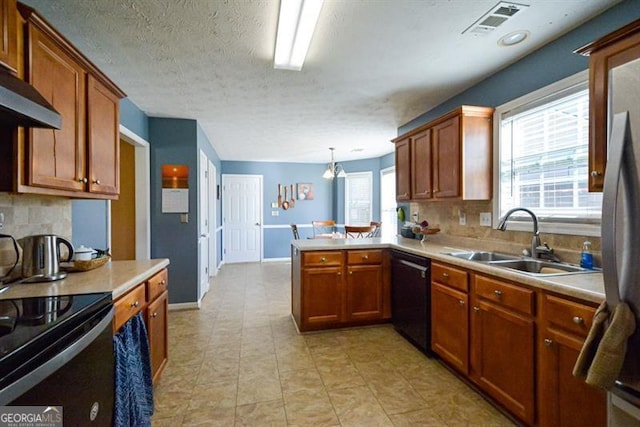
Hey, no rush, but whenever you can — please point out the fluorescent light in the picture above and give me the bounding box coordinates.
[274,0,324,70]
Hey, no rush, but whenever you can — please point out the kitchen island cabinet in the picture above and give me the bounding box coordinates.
[291,246,390,332]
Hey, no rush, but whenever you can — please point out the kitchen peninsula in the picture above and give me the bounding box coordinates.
[291,236,607,426]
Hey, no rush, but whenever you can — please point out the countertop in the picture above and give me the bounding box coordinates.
[292,236,605,304]
[0,259,170,300]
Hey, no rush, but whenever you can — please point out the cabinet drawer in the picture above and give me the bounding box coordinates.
[147,268,168,302]
[545,294,596,337]
[474,275,534,316]
[114,283,146,331]
[303,251,343,267]
[432,263,468,292]
[347,250,383,265]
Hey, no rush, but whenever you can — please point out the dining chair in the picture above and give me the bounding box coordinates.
[312,220,335,237]
[369,221,382,237]
[345,225,376,238]
[290,224,300,240]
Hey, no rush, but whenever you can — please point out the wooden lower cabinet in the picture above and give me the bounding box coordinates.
[292,248,389,331]
[302,266,344,327]
[538,294,606,427]
[113,268,169,384]
[147,290,168,384]
[431,264,469,375]
[470,275,535,425]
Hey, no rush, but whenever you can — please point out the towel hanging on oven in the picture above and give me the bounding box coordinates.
[113,312,154,427]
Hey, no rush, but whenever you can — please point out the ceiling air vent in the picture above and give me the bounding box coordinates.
[463,2,529,35]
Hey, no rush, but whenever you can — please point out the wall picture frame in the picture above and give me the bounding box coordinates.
[297,183,314,200]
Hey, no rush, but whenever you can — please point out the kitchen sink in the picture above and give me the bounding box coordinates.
[444,251,599,276]
[446,251,520,262]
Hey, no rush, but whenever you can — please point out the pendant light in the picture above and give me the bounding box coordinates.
[323,147,346,179]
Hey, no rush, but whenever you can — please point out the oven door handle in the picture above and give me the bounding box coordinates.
[0,306,114,405]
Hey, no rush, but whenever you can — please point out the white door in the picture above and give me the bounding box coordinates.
[198,151,210,299]
[223,174,262,263]
[380,166,397,238]
[208,160,218,276]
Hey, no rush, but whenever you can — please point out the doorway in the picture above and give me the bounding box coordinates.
[109,125,151,260]
[222,174,262,263]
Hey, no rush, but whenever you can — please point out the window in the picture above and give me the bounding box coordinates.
[345,172,372,225]
[496,71,602,235]
[380,167,397,238]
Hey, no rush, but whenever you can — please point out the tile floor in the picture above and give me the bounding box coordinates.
[151,262,515,426]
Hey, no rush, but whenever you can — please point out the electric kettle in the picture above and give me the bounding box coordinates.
[20,235,74,283]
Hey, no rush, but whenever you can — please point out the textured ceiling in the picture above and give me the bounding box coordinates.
[22,0,620,163]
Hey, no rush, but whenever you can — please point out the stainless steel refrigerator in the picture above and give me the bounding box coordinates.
[601,55,640,425]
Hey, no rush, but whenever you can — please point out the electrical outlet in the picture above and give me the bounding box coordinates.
[459,212,466,226]
[271,210,279,216]
[480,212,492,227]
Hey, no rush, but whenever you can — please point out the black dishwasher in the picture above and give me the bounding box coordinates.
[391,250,432,355]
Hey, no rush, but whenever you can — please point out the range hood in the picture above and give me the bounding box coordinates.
[0,69,61,129]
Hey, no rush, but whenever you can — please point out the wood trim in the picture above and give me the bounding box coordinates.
[575,18,640,56]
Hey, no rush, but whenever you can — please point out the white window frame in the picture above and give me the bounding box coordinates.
[493,69,601,237]
[345,171,373,225]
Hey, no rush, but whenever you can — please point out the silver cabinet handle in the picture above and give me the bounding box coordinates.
[152,312,158,318]
[473,306,480,312]
[93,179,101,185]
[572,316,584,325]
[591,170,602,177]
[349,271,353,275]
[320,257,326,263]
[160,280,166,286]
[362,255,368,260]
[78,177,88,183]
[494,290,502,298]
[458,300,465,306]
[131,300,139,308]
[544,338,553,347]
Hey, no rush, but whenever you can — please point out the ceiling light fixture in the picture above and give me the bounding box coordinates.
[322,147,346,180]
[498,30,530,46]
[274,0,324,71]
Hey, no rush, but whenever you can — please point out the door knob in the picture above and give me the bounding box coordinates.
[255,222,260,226]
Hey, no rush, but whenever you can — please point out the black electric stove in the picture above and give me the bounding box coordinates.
[0,292,113,403]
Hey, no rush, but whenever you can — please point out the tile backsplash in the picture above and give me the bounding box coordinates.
[0,193,72,239]
[411,200,601,266]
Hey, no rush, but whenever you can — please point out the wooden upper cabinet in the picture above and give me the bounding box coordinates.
[395,137,411,201]
[0,0,18,72]
[27,23,86,192]
[410,130,432,199]
[432,115,460,198]
[392,106,493,202]
[576,19,640,192]
[88,75,119,195]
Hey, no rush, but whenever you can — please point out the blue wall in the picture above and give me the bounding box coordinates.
[400,0,640,135]
[120,98,149,141]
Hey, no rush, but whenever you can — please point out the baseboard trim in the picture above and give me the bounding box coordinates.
[262,257,290,263]
[169,302,200,311]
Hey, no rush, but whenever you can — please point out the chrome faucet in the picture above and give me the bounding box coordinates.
[497,207,559,261]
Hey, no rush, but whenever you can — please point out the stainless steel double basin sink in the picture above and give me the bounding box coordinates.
[444,251,599,276]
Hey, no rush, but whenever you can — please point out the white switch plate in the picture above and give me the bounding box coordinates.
[271,202,278,208]
[459,212,466,226]
[480,212,492,227]
[271,210,279,216]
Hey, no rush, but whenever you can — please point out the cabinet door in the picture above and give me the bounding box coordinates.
[0,0,17,72]
[27,24,86,191]
[346,264,383,321]
[395,138,411,201]
[87,75,120,195]
[471,299,534,425]
[411,130,432,199]
[147,290,168,384]
[302,266,343,328]
[431,282,469,374]
[538,328,606,427]
[432,115,460,198]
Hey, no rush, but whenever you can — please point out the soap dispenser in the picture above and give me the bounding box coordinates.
[580,241,594,269]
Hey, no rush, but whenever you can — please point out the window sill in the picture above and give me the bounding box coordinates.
[493,220,600,237]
